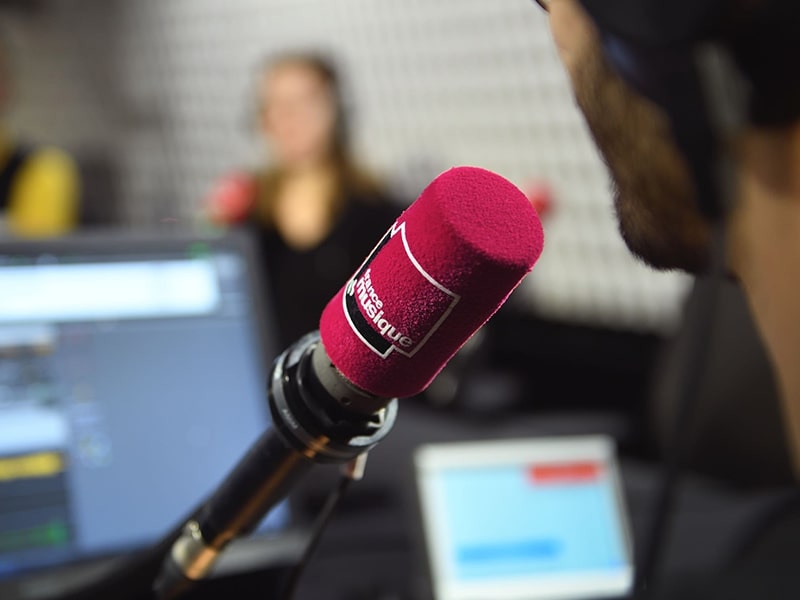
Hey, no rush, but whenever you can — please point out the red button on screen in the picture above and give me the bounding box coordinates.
[528,461,603,484]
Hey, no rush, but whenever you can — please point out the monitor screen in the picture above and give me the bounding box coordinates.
[0,232,289,579]
[416,436,633,600]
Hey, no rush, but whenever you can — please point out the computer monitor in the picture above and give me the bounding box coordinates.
[0,230,294,582]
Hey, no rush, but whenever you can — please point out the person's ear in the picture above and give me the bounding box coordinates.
[739,125,800,201]
[788,123,800,201]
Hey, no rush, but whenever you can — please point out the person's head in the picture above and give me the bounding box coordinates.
[546,0,711,272]
[256,52,348,170]
[540,0,800,469]
[542,0,800,273]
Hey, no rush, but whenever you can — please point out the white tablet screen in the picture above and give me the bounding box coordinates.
[415,436,633,600]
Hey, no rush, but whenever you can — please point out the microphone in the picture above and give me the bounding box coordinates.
[206,172,257,225]
[154,166,544,599]
[321,165,544,397]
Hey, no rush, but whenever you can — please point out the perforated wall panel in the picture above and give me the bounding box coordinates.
[4,0,691,330]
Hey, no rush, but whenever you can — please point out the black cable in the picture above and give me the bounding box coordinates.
[633,224,727,596]
[730,490,800,565]
[280,474,353,600]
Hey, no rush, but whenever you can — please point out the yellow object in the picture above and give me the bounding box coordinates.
[0,451,64,481]
[4,146,80,237]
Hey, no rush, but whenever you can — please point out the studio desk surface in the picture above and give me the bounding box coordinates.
[4,400,798,600]
[278,400,800,600]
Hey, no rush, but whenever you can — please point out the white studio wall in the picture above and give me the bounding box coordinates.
[3,0,691,331]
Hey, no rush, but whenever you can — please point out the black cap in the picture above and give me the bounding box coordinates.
[580,0,800,126]
[580,0,726,47]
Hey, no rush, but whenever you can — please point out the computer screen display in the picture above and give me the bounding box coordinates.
[0,232,288,578]
[416,436,633,600]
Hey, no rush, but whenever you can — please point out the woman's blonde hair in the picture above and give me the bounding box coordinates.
[255,51,384,225]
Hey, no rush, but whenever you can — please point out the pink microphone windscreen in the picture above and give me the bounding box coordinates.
[319,166,545,398]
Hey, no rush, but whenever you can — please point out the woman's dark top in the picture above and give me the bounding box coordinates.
[253,190,399,349]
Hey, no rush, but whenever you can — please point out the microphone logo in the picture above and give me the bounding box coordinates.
[343,221,460,359]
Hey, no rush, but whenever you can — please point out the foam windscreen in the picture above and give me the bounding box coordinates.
[320,166,544,398]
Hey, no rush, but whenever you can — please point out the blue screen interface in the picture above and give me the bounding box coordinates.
[438,461,628,582]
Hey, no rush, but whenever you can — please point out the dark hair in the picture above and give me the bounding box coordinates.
[579,0,800,219]
[580,0,800,128]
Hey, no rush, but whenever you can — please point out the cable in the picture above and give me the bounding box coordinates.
[279,454,366,600]
[632,44,747,596]
[633,224,727,596]
[279,476,353,600]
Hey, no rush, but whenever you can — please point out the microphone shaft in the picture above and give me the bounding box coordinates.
[199,427,314,553]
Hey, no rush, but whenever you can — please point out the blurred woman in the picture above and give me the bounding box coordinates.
[210,52,398,347]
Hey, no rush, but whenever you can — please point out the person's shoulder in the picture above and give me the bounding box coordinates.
[13,146,80,201]
[19,146,79,182]
[5,145,79,235]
